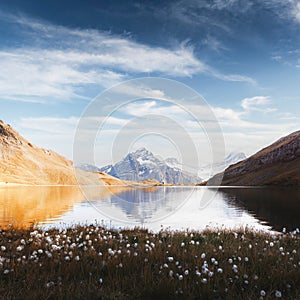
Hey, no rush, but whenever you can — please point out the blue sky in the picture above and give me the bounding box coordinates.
[0,0,299,166]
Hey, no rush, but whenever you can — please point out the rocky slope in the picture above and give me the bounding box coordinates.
[207,130,300,186]
[0,120,117,185]
[99,148,201,184]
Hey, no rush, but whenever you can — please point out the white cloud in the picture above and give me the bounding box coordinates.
[210,71,256,85]
[112,84,167,99]
[290,0,300,23]
[0,13,256,103]
[240,96,276,112]
[202,34,227,52]
[279,112,297,120]
[0,50,124,102]
[17,116,79,134]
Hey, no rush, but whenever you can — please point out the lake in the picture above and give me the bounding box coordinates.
[0,185,299,232]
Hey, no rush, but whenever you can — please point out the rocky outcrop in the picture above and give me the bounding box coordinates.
[207,131,300,186]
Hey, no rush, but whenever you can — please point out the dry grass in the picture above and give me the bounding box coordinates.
[0,225,299,299]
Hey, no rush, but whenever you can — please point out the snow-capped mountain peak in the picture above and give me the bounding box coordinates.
[99,148,201,184]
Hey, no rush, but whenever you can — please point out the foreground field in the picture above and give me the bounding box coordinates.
[0,226,299,299]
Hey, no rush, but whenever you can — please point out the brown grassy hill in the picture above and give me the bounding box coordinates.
[207,130,300,186]
[0,120,124,185]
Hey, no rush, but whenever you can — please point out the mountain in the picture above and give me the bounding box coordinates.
[224,152,247,165]
[77,163,101,172]
[99,147,202,184]
[207,131,300,186]
[0,120,117,185]
[198,152,247,180]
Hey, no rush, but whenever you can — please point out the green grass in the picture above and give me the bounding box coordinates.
[0,225,299,299]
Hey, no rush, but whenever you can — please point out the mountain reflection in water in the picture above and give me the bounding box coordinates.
[0,186,299,232]
[0,186,127,228]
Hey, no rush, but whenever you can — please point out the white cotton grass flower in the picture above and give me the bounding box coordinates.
[184,270,189,276]
[16,246,23,252]
[167,256,174,263]
[108,248,114,255]
[3,269,9,274]
[228,258,233,264]
[217,268,223,273]
[75,256,80,261]
[275,290,282,298]
[46,281,55,288]
[1,246,6,251]
[260,290,266,297]
[178,275,183,281]
[169,270,174,277]
[201,253,206,259]
[99,278,103,284]
[201,278,207,284]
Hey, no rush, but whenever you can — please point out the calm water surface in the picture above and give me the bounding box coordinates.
[0,185,299,232]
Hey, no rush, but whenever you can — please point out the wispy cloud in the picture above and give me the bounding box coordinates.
[0,50,124,102]
[0,13,256,103]
[290,0,300,23]
[240,96,276,112]
[112,84,167,99]
[202,34,228,52]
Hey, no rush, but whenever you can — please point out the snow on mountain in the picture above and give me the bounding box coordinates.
[99,147,202,184]
[224,152,247,166]
[198,152,247,180]
[164,157,182,169]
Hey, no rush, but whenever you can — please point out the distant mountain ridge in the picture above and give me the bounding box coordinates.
[98,148,202,184]
[207,130,300,186]
[198,152,246,180]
